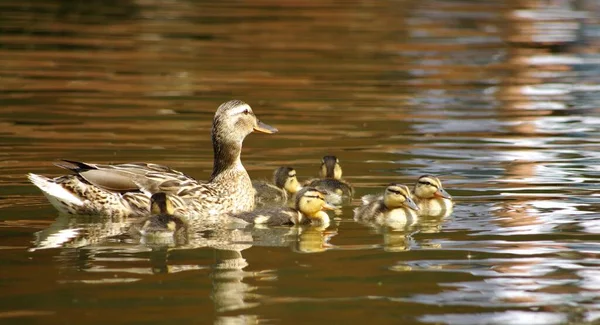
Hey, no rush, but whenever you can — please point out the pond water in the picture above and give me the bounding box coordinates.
[2,0,600,324]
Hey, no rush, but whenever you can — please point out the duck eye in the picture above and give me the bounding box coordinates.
[243,109,250,115]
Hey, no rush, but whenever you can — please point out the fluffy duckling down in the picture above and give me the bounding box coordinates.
[253,166,302,208]
[230,187,336,227]
[139,192,187,239]
[305,155,354,200]
[412,175,453,217]
[354,184,419,228]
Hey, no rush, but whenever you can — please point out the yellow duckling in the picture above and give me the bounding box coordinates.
[305,155,354,199]
[27,100,277,221]
[230,187,336,227]
[253,167,303,208]
[354,184,419,227]
[412,175,453,217]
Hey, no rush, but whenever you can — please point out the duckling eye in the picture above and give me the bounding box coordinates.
[243,109,250,115]
[419,181,433,187]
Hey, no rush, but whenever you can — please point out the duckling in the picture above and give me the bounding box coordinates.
[253,167,302,208]
[354,184,419,227]
[305,155,354,199]
[412,175,453,217]
[139,192,187,239]
[230,187,335,227]
[27,100,277,221]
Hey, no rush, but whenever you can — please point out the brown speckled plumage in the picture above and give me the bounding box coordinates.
[28,100,277,223]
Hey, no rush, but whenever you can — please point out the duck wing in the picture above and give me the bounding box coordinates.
[54,160,202,194]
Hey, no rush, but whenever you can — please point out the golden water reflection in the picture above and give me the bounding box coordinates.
[2,0,600,324]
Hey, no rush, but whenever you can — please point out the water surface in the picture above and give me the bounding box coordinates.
[2,0,600,324]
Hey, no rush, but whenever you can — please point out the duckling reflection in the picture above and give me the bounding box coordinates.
[354,184,419,229]
[230,187,336,227]
[412,175,453,218]
[377,225,415,252]
[305,155,354,200]
[253,166,303,208]
[293,226,338,253]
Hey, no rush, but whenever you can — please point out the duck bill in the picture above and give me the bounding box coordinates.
[406,197,420,211]
[435,188,452,200]
[321,202,337,211]
[254,120,278,134]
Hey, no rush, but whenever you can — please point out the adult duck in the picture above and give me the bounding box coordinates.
[28,100,277,222]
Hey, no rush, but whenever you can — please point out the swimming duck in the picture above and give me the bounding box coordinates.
[354,184,419,227]
[138,192,187,239]
[230,187,335,227]
[27,100,277,221]
[253,166,302,208]
[412,175,453,217]
[305,155,354,199]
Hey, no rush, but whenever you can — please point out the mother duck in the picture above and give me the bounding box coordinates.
[27,100,277,222]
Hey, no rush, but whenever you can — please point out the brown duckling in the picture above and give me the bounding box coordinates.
[139,192,187,240]
[305,155,354,199]
[253,166,303,208]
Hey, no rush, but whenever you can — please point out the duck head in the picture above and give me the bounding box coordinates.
[150,192,175,215]
[319,155,343,179]
[295,187,336,224]
[142,192,184,235]
[274,166,302,195]
[413,175,452,200]
[211,100,277,178]
[383,184,419,211]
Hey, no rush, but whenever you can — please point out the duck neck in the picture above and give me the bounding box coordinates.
[210,134,244,181]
